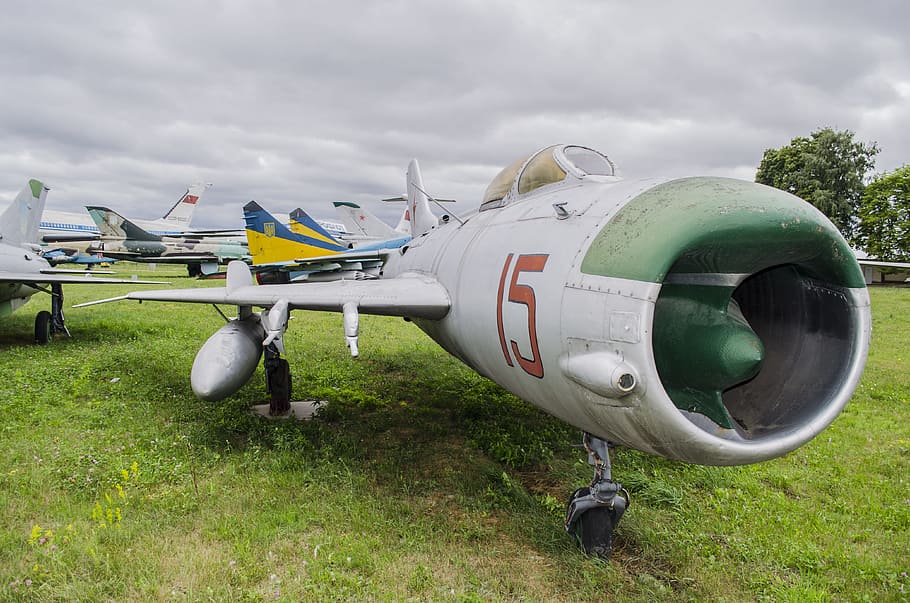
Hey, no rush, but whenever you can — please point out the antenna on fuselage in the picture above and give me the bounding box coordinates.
[410,182,464,225]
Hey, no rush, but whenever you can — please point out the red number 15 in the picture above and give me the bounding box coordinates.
[496,253,549,379]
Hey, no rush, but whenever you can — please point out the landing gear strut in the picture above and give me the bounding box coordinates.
[565,432,630,559]
[34,283,70,344]
[263,342,291,415]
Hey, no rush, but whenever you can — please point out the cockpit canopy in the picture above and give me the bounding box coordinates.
[480,145,617,211]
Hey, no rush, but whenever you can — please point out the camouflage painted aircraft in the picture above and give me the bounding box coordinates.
[0,180,161,342]
[86,206,249,276]
[80,145,871,557]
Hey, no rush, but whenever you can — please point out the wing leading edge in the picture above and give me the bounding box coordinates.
[0,272,164,286]
[77,260,450,320]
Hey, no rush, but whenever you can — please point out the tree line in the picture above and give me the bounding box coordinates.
[755,127,909,261]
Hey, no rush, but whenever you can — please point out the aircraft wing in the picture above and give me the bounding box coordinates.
[78,273,450,319]
[247,248,390,283]
[40,265,116,274]
[99,253,247,264]
[0,271,164,285]
[127,255,227,263]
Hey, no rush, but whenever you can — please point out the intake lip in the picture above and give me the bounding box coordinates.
[577,177,871,464]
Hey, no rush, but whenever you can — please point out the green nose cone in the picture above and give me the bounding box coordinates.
[653,284,764,429]
[699,320,764,390]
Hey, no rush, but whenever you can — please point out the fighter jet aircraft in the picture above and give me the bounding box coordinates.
[79,145,871,557]
[86,206,250,276]
[0,179,162,342]
[242,202,407,282]
[244,201,349,265]
[332,201,407,241]
[291,207,410,253]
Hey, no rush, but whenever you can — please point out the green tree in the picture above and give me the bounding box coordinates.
[854,165,910,261]
[755,127,879,238]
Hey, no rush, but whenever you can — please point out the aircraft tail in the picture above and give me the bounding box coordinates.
[161,182,211,228]
[406,159,439,237]
[332,202,399,239]
[86,206,161,241]
[392,206,410,234]
[243,201,347,265]
[0,179,49,248]
[288,208,347,245]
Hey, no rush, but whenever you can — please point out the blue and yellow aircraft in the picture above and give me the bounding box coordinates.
[245,201,410,263]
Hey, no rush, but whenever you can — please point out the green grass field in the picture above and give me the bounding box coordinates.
[0,265,907,602]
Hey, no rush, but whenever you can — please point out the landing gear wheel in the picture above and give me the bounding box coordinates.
[566,487,620,558]
[35,311,52,344]
[264,344,291,415]
[268,357,291,415]
[565,433,629,559]
[187,264,202,277]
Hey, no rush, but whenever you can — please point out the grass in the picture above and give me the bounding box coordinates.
[0,264,907,601]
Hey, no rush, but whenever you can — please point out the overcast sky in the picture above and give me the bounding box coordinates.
[1,1,907,227]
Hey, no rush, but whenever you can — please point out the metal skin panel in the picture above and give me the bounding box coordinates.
[398,208,597,429]
[383,187,655,437]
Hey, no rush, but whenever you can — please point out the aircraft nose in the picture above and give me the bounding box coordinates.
[652,285,765,430]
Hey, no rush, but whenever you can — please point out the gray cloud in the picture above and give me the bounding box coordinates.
[1,0,907,227]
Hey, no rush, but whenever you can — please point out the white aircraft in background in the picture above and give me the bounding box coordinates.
[332,201,407,241]
[80,145,871,558]
[40,183,213,243]
[332,193,457,242]
[0,180,162,342]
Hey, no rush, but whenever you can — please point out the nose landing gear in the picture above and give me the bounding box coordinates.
[565,432,629,559]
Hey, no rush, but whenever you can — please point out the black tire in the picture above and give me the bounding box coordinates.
[35,311,52,345]
[187,263,202,277]
[576,505,617,559]
[268,358,292,415]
